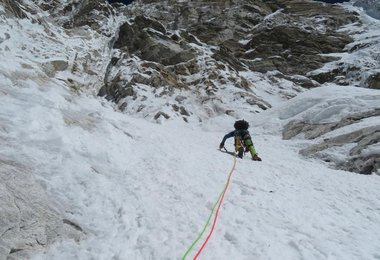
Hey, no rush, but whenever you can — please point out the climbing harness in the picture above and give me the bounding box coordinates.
[235,134,245,158]
[182,148,237,259]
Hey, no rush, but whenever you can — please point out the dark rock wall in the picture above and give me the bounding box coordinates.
[283,109,380,175]
[101,0,359,119]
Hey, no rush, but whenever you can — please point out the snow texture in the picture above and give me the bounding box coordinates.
[0,1,379,260]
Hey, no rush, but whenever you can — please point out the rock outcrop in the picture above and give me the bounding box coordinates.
[281,90,380,175]
[283,109,380,140]
[0,160,83,260]
[100,0,359,121]
[366,72,380,89]
[1,0,116,35]
[1,0,27,18]
[0,1,116,258]
[354,0,380,20]
[299,125,380,174]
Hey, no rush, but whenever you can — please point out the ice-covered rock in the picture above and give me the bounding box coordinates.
[299,125,380,174]
[278,85,380,175]
[101,0,359,120]
[307,1,380,88]
[0,160,83,260]
[354,0,380,20]
[366,72,380,89]
[0,0,121,258]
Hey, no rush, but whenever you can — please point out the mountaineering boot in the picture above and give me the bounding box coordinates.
[237,147,244,159]
[252,154,262,161]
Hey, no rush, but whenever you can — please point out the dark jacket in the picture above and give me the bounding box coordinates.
[220,130,250,145]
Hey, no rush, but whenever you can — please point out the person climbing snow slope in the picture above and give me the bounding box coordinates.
[219,120,262,161]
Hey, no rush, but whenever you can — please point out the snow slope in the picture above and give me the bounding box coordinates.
[1,57,379,259]
[1,76,379,259]
[1,1,380,260]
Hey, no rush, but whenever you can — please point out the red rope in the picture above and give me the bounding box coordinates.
[193,155,237,259]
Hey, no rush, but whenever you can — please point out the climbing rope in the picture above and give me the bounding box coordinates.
[182,149,237,259]
[181,189,224,260]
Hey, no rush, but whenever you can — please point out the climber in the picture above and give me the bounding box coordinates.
[219,120,262,161]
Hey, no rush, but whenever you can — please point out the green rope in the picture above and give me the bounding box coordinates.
[181,189,224,260]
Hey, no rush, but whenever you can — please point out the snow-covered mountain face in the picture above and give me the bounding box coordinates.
[0,0,379,259]
[354,0,380,20]
[0,0,121,258]
[103,0,360,120]
[101,0,379,174]
[102,0,379,117]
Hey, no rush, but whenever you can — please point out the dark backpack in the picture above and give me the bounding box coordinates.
[234,120,249,131]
